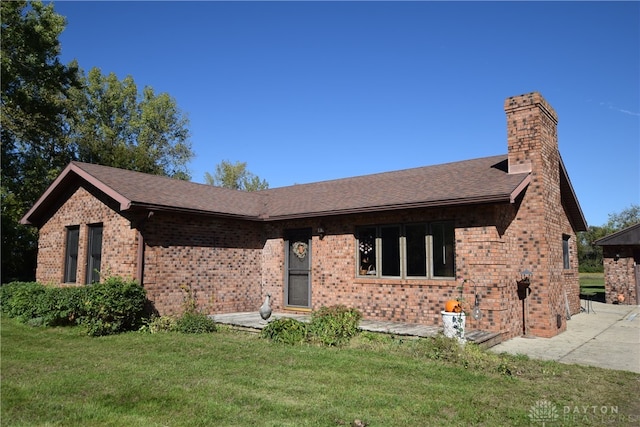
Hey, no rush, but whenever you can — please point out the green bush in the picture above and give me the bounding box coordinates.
[37,286,87,326]
[141,315,178,333]
[79,276,148,336]
[1,282,85,325]
[0,282,47,321]
[1,278,148,336]
[174,312,217,334]
[308,305,362,347]
[261,317,308,345]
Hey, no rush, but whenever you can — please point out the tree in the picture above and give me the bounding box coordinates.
[205,160,269,191]
[606,203,640,231]
[1,1,195,282]
[67,67,193,179]
[577,204,640,272]
[1,0,79,281]
[577,226,609,273]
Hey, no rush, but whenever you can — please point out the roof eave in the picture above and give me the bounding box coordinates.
[559,156,588,232]
[127,202,263,222]
[510,174,531,203]
[20,163,134,226]
[262,193,519,222]
[594,223,640,246]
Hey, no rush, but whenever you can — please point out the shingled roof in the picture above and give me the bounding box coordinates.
[22,155,543,226]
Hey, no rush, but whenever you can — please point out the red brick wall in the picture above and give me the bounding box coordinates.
[36,186,138,285]
[602,247,638,305]
[259,195,577,340]
[140,212,264,316]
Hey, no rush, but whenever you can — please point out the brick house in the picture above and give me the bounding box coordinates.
[595,223,640,305]
[21,92,587,339]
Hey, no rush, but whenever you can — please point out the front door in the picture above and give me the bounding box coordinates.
[285,229,312,308]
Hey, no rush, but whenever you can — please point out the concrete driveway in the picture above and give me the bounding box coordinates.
[490,301,640,373]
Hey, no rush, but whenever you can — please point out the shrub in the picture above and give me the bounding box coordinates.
[1,282,85,326]
[79,276,148,336]
[174,312,217,334]
[308,305,362,347]
[261,317,308,345]
[0,282,47,321]
[37,286,87,326]
[141,315,178,333]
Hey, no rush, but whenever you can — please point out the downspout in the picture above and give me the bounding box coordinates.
[136,230,145,285]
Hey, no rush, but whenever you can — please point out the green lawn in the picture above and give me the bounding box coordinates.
[580,272,605,302]
[580,272,605,288]
[2,315,639,426]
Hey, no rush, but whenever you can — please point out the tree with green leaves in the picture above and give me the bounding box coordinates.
[205,160,269,191]
[1,0,79,281]
[577,204,640,272]
[68,67,193,179]
[606,203,639,231]
[1,1,195,282]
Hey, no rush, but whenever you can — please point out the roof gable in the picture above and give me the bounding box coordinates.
[20,162,267,225]
[595,223,640,246]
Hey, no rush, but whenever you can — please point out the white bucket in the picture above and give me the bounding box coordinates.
[441,311,466,342]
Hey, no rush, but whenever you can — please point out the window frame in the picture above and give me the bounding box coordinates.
[64,226,80,283]
[86,223,103,284]
[562,234,571,269]
[356,221,455,280]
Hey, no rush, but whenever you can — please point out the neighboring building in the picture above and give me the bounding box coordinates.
[21,92,587,340]
[595,223,640,305]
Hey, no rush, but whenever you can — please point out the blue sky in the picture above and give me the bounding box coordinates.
[52,1,639,227]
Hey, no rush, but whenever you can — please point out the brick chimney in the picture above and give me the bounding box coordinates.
[504,92,570,338]
[504,92,558,175]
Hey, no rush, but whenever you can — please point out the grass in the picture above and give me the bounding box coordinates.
[3,315,639,426]
[580,272,605,288]
[580,272,605,302]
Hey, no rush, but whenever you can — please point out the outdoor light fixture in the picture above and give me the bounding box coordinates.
[614,253,620,262]
[317,226,325,240]
[518,269,533,336]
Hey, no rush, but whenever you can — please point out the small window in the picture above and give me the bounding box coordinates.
[64,226,80,283]
[562,234,570,269]
[86,224,103,283]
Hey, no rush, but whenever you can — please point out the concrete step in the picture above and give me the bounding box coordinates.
[465,330,503,348]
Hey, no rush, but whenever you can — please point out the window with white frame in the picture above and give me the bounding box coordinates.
[357,222,455,279]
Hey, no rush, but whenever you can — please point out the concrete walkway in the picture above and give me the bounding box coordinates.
[212,312,441,337]
[212,312,499,346]
[490,301,640,373]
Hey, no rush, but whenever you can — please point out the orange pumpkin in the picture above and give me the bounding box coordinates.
[445,299,462,313]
